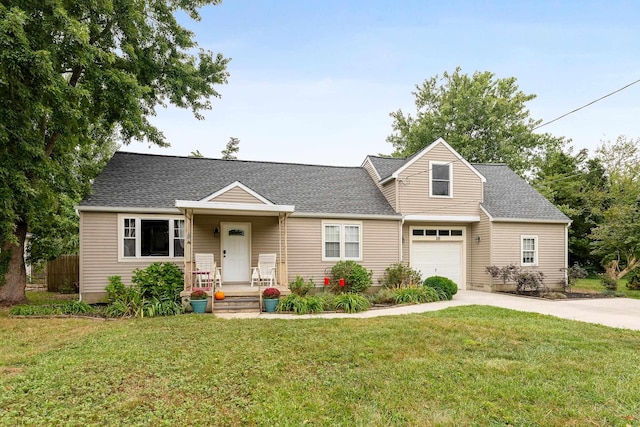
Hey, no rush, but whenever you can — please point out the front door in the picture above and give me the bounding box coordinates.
[221,223,251,283]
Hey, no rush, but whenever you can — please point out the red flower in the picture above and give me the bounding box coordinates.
[324,277,330,286]
[339,278,345,287]
[262,287,281,299]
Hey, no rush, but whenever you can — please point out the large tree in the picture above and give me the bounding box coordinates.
[0,0,229,304]
[591,136,640,279]
[388,67,566,174]
[533,147,609,270]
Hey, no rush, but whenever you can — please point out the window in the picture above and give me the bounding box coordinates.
[521,236,537,266]
[323,222,362,260]
[121,217,185,259]
[430,161,452,197]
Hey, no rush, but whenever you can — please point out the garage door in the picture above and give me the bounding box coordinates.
[411,241,462,286]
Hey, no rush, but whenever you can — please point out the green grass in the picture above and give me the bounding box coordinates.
[1,307,640,426]
[574,278,640,299]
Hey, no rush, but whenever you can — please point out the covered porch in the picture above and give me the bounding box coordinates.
[175,196,294,311]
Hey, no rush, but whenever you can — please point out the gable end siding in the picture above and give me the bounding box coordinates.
[397,143,483,216]
[209,186,266,204]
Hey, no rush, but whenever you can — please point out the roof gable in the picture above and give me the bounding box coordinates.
[381,138,486,184]
[202,181,273,205]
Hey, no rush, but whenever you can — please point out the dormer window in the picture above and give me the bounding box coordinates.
[430,161,452,197]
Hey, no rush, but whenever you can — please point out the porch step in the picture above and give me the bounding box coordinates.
[213,296,261,313]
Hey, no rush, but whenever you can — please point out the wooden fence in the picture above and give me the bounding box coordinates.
[47,255,79,293]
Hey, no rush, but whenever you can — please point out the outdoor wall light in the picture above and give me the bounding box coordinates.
[475,235,481,243]
[214,227,220,237]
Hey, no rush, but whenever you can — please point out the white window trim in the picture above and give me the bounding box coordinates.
[117,214,186,262]
[429,160,453,198]
[521,235,538,267]
[322,221,363,261]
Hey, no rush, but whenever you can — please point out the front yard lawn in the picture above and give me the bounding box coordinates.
[1,306,639,426]
[574,278,640,299]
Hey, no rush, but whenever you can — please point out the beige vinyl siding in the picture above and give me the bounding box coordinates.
[79,212,185,303]
[381,181,397,212]
[286,217,401,286]
[191,214,279,269]
[210,187,265,204]
[397,144,483,216]
[362,158,381,183]
[491,222,566,290]
[468,210,492,290]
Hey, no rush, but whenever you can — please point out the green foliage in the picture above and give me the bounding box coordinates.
[600,274,618,291]
[0,0,228,303]
[106,263,185,318]
[221,137,240,160]
[289,276,314,296]
[562,263,589,291]
[626,269,640,290]
[394,286,441,304]
[369,288,397,304]
[10,301,93,316]
[277,294,324,315]
[380,263,422,288]
[332,293,371,313]
[330,261,373,294]
[423,276,458,300]
[388,67,566,175]
[131,262,183,301]
[106,276,127,302]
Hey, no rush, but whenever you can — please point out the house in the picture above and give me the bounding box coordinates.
[76,138,570,303]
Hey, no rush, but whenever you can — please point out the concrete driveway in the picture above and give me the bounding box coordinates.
[218,290,640,331]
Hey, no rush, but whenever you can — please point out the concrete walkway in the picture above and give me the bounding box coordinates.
[216,290,640,331]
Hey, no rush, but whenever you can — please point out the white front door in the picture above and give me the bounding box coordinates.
[411,241,462,287]
[221,223,251,283]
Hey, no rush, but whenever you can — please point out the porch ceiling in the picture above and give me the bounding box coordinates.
[175,200,295,216]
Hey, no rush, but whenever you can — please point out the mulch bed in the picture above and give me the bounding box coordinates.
[500,290,614,300]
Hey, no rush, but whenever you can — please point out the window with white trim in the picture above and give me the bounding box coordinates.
[430,161,452,197]
[521,236,537,266]
[121,217,185,259]
[323,222,362,260]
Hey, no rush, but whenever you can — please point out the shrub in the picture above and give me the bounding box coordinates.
[600,273,618,291]
[394,286,440,304]
[514,270,545,293]
[625,269,640,290]
[485,264,519,285]
[330,261,373,294]
[369,288,397,304]
[106,262,185,318]
[106,276,127,302]
[380,263,422,288]
[333,293,371,313]
[289,276,314,296]
[423,276,458,300]
[277,294,324,314]
[562,263,588,291]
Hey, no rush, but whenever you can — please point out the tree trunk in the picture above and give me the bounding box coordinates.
[0,218,28,305]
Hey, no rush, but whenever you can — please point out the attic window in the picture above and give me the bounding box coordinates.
[430,162,451,197]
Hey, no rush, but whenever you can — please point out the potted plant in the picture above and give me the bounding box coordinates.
[190,289,208,313]
[262,287,280,312]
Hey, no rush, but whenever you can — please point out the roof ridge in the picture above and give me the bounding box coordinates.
[115,151,363,170]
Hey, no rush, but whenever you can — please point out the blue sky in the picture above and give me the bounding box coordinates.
[127,0,640,166]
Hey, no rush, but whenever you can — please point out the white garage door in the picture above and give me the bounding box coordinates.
[411,241,462,286]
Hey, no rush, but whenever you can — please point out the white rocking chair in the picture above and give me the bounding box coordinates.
[251,254,277,287]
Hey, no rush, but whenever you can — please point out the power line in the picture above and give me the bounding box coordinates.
[533,78,640,131]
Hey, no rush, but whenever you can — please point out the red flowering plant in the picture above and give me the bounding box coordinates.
[190,289,208,300]
[262,287,281,300]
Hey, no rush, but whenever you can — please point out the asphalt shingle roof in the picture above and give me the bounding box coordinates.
[80,152,399,216]
[472,164,570,222]
[367,156,406,180]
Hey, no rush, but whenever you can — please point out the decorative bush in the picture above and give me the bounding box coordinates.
[562,263,588,291]
[330,260,373,294]
[485,264,519,286]
[380,263,422,288]
[289,276,314,296]
[394,286,440,304]
[106,262,185,318]
[514,270,545,293]
[106,276,127,302]
[369,288,397,304]
[626,269,640,290]
[277,294,324,314]
[262,287,281,299]
[333,293,371,313]
[600,273,618,291]
[423,276,458,300]
[190,289,208,300]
